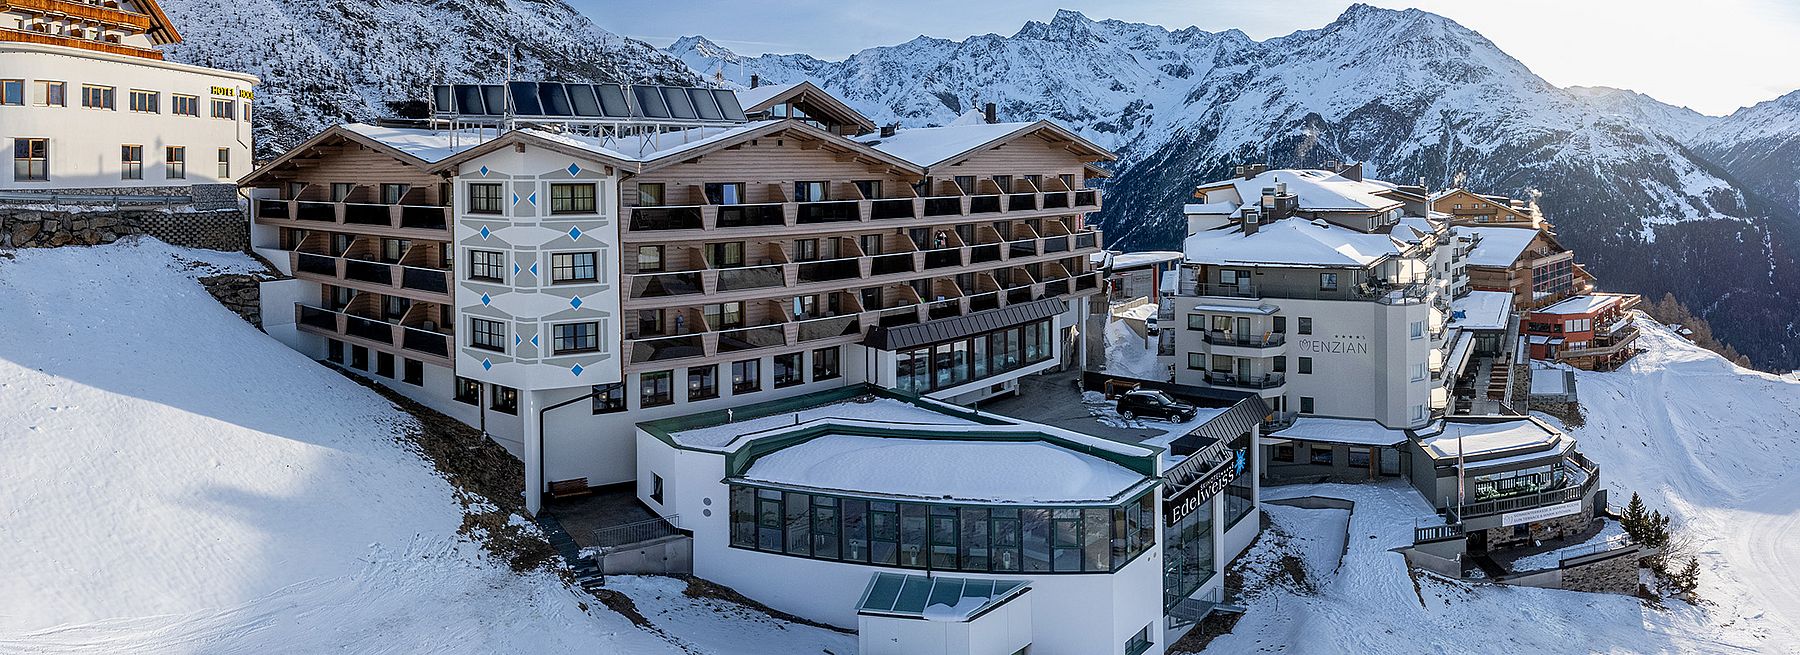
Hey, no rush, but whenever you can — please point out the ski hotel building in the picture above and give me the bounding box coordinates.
[241,81,1278,653]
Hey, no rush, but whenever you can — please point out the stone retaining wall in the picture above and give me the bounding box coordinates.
[199,273,264,328]
[1559,548,1642,594]
[1,205,247,251]
[1481,514,1593,550]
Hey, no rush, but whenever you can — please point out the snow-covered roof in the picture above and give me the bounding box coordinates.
[1393,215,1445,244]
[1535,294,1621,316]
[852,121,1038,167]
[734,81,804,110]
[1451,290,1513,330]
[740,434,1146,504]
[662,397,969,450]
[1270,417,1409,446]
[1416,419,1565,461]
[856,572,1028,622]
[1462,226,1540,267]
[1203,169,1403,213]
[1109,250,1184,270]
[593,120,778,161]
[338,124,491,164]
[1184,201,1239,215]
[1191,302,1280,315]
[1183,218,1406,268]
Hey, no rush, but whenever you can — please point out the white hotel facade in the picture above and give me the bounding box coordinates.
[2,0,256,191]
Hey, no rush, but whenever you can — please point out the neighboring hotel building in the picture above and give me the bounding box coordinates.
[2,0,257,190]
[1523,292,1642,370]
[240,81,1110,515]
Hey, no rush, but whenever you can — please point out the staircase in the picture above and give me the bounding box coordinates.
[535,512,605,590]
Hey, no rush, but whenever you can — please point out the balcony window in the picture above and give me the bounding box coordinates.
[384,296,410,321]
[592,382,627,414]
[637,182,665,206]
[465,249,507,282]
[954,175,975,194]
[81,85,114,110]
[164,146,185,179]
[553,322,600,354]
[454,376,481,405]
[120,145,142,180]
[550,183,596,214]
[708,242,744,268]
[638,309,665,337]
[774,352,803,388]
[551,251,598,283]
[382,238,409,263]
[813,347,841,381]
[637,245,665,272]
[331,183,353,201]
[732,359,761,394]
[468,183,503,214]
[641,370,674,407]
[706,302,744,330]
[854,180,881,199]
[381,183,409,205]
[490,384,519,415]
[469,317,506,352]
[171,94,197,116]
[705,182,744,205]
[1320,273,1339,291]
[11,138,45,181]
[688,365,719,400]
[794,181,828,202]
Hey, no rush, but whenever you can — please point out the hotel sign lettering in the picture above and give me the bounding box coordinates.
[210,86,255,99]
[1500,500,1583,527]
[1164,460,1237,526]
[1295,337,1369,355]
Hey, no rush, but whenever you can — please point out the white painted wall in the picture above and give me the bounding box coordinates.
[858,593,1033,655]
[1,43,257,190]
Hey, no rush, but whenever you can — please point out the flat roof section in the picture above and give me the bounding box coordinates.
[739,434,1148,504]
[1451,290,1513,330]
[1183,218,1406,269]
[1534,294,1620,316]
[1416,418,1564,461]
[856,572,1029,621]
[1463,226,1539,267]
[662,396,972,451]
[1269,417,1409,446]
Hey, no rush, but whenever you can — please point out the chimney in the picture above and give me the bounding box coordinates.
[1325,159,1339,171]
[984,102,997,124]
[749,74,760,88]
[1340,162,1363,182]
[880,123,897,138]
[1243,207,1262,236]
[1233,165,1246,179]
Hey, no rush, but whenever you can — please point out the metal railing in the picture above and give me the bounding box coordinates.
[1448,460,1598,522]
[593,514,681,549]
[1204,371,1285,389]
[1413,521,1464,543]
[1202,332,1286,348]
[716,203,784,228]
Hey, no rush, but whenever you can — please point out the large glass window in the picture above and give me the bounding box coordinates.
[468,183,503,214]
[468,249,505,281]
[550,183,596,213]
[688,364,718,400]
[732,359,760,394]
[774,352,803,388]
[552,322,599,354]
[469,318,506,352]
[592,382,626,414]
[812,347,841,381]
[640,370,674,407]
[551,251,598,283]
[894,318,1054,395]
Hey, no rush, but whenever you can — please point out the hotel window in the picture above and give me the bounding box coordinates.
[171,94,198,116]
[793,181,828,202]
[380,183,409,204]
[13,138,47,181]
[549,182,596,214]
[706,301,743,330]
[636,182,665,206]
[708,241,743,267]
[732,359,761,394]
[551,322,598,355]
[164,146,185,179]
[1411,405,1426,422]
[1300,396,1315,414]
[688,364,718,400]
[326,339,344,364]
[640,371,674,407]
[812,347,841,381]
[1309,446,1333,466]
[1298,317,1313,335]
[551,252,598,283]
[34,81,65,107]
[795,238,819,261]
[704,182,744,205]
[1187,314,1205,330]
[774,353,803,388]
[1,79,21,105]
[383,296,410,321]
[468,183,503,214]
[403,358,423,386]
[1410,320,1425,339]
[210,98,236,120]
[854,179,881,199]
[380,238,408,263]
[469,317,506,352]
[991,175,1012,194]
[468,250,505,281]
[1565,318,1591,332]
[454,376,481,405]
[859,234,882,256]
[1274,444,1296,462]
[490,385,519,415]
[1272,356,1286,373]
[375,352,395,378]
[128,89,158,113]
[1187,353,1205,370]
[120,145,143,180]
[217,148,230,178]
[1273,315,1286,333]
[349,345,368,370]
[1410,362,1427,381]
[242,101,251,123]
[329,183,353,202]
[1319,272,1339,291]
[1125,624,1153,655]
[81,85,114,110]
[638,309,665,336]
[627,245,666,275]
[592,382,626,414]
[953,175,976,194]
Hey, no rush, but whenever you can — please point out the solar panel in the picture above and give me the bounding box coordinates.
[454,84,485,114]
[537,83,573,116]
[508,82,542,115]
[633,85,669,118]
[661,86,698,120]
[480,85,506,115]
[713,89,747,121]
[596,83,631,118]
[567,84,602,117]
[687,87,723,120]
[432,85,454,113]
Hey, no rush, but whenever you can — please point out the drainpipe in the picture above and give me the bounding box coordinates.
[530,387,601,515]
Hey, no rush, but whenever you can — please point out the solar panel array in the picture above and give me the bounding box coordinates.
[431,82,746,122]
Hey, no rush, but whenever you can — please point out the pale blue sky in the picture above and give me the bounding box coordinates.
[589,0,1800,115]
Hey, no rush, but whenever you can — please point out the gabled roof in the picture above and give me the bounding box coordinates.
[1462,226,1553,268]
[737,80,877,134]
[1183,218,1408,269]
[1195,169,1404,213]
[132,0,182,45]
[238,125,466,186]
[852,120,1114,172]
[618,119,921,175]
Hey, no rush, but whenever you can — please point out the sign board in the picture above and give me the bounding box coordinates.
[1164,458,1237,526]
[211,86,255,99]
[1500,500,1582,527]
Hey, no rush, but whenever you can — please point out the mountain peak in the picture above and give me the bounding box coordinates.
[668,35,738,60]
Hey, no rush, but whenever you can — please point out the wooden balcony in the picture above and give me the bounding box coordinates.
[2,0,153,29]
[0,27,161,59]
[255,199,451,240]
[293,304,452,368]
[289,251,452,303]
[620,188,1104,243]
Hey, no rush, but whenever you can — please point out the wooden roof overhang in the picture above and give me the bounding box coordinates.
[742,80,878,134]
[238,126,445,187]
[631,119,925,178]
[924,120,1117,175]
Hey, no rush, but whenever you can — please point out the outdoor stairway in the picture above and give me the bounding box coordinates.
[535,512,605,589]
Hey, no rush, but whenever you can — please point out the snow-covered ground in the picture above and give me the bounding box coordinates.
[0,240,842,653]
[1508,519,1629,573]
[1103,318,1165,380]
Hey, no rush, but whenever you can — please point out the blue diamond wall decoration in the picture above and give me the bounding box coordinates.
[479,225,491,239]
[571,364,584,376]
[481,358,493,370]
[567,163,581,176]
[529,262,539,277]
[570,296,583,309]
[480,293,491,305]
[568,226,582,240]
[527,192,538,206]
[531,335,540,347]
[479,166,489,177]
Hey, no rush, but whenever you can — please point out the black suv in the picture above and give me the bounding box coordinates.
[1116,389,1197,422]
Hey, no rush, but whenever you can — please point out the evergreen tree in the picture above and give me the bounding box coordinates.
[1674,557,1701,595]
[1621,492,1651,542]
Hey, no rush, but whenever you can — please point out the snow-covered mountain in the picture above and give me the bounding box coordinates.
[1692,90,1800,213]
[669,6,1800,372]
[157,0,697,158]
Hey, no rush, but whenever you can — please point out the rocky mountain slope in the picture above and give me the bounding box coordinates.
[157,0,697,158]
[670,6,1800,371]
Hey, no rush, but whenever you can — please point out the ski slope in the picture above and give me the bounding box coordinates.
[0,240,847,654]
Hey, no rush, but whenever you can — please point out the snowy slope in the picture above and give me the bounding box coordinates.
[0,240,845,654]
[1553,316,1800,643]
[670,5,1800,372]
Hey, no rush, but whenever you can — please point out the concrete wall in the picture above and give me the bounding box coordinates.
[859,593,1032,655]
[596,534,692,575]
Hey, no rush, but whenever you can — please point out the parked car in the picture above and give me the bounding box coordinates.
[1117,389,1196,422]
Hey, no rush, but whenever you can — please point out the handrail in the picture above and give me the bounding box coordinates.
[593,514,682,548]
